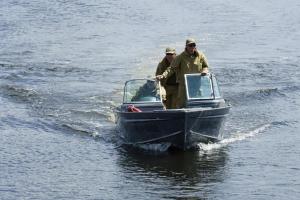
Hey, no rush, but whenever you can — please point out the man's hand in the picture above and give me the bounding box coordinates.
[201,67,209,76]
[156,75,164,80]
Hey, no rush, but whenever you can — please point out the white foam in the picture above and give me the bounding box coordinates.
[198,123,271,152]
[91,131,100,138]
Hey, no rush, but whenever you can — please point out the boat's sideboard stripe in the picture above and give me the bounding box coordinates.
[124,118,169,123]
[189,114,228,119]
[134,131,183,144]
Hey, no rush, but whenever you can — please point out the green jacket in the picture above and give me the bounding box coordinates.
[162,50,209,84]
[155,57,177,86]
[155,57,170,76]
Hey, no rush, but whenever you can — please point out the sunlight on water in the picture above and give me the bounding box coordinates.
[1,0,299,199]
[198,124,271,152]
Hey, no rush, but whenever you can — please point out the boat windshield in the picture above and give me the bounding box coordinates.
[185,73,214,100]
[123,79,161,103]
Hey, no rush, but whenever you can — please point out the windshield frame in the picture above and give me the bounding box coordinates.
[123,79,162,103]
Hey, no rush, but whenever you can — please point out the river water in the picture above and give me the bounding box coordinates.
[1,0,300,199]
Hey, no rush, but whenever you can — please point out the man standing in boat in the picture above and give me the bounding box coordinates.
[155,47,178,109]
[156,38,209,108]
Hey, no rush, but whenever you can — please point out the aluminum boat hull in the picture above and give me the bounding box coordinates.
[115,106,230,150]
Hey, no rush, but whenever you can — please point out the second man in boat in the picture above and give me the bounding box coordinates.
[155,47,178,109]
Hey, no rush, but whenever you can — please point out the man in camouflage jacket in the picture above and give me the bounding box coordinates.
[157,38,209,108]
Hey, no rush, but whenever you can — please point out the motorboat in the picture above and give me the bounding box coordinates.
[115,73,230,150]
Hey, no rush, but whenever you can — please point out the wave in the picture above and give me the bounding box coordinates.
[251,88,286,99]
[59,120,116,146]
[200,119,300,152]
[0,62,96,78]
[282,85,300,93]
[226,87,285,105]
[68,109,110,119]
[61,121,102,137]
[198,123,271,153]
[0,84,39,102]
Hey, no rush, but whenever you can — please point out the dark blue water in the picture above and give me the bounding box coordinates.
[1,0,300,199]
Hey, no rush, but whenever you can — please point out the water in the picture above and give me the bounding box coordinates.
[1,0,300,199]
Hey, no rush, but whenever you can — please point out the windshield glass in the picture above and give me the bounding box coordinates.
[123,79,161,103]
[185,74,214,99]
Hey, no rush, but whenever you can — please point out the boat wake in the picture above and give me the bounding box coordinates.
[198,123,271,153]
[121,124,273,153]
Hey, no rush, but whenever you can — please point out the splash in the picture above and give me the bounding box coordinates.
[198,123,271,152]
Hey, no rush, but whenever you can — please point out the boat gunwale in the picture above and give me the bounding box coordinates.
[116,104,231,114]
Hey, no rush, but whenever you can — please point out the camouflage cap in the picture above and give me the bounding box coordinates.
[165,47,176,54]
[186,38,196,45]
